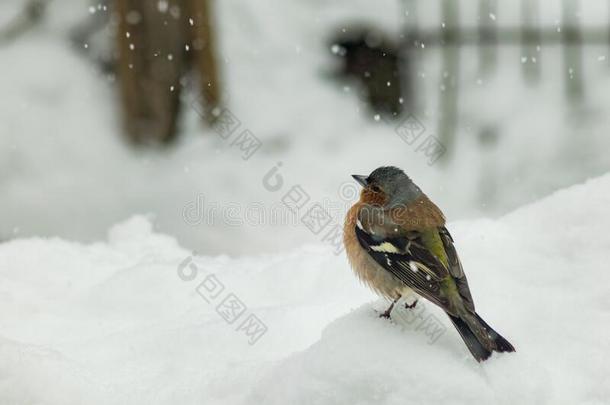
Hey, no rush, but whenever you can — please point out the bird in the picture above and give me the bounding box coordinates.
[343,166,515,362]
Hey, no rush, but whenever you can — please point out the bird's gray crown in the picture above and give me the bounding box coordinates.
[366,166,422,206]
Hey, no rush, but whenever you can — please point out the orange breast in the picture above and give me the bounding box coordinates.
[343,203,411,300]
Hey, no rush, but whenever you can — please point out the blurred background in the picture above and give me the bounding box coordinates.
[1,0,609,255]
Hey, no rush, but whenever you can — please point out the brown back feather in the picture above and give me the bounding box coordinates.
[388,194,445,231]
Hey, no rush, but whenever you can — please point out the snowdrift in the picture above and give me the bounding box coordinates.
[1,174,610,404]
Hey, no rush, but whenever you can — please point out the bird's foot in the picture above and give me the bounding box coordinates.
[379,308,392,319]
[404,299,418,309]
[378,297,399,319]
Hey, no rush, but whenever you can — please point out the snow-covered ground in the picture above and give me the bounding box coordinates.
[1,174,609,404]
[1,0,610,254]
[1,1,609,401]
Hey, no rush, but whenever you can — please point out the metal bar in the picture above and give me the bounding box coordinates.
[404,27,608,46]
[438,0,460,162]
[562,0,584,102]
[521,0,541,83]
[399,0,421,113]
[478,0,498,77]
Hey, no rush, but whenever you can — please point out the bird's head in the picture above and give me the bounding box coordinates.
[352,166,422,207]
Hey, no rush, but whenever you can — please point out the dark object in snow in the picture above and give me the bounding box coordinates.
[328,26,407,119]
[0,0,47,44]
[69,0,116,74]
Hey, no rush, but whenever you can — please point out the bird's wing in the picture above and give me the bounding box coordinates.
[354,220,451,308]
[438,227,475,311]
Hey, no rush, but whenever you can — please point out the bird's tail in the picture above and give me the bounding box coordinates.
[448,312,515,362]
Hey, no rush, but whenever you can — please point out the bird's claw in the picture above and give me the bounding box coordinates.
[378,297,399,319]
[404,299,418,309]
[379,309,392,319]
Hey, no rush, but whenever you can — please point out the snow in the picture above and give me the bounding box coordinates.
[1,0,610,255]
[2,0,610,400]
[2,174,610,404]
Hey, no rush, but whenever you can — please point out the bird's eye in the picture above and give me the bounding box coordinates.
[370,185,382,193]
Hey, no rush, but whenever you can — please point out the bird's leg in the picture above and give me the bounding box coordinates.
[404,299,418,309]
[379,297,400,319]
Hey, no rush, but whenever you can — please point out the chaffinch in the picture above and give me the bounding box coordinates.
[344,166,515,362]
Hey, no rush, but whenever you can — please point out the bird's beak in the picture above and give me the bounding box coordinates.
[351,174,368,187]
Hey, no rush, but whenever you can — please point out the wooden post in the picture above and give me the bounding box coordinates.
[438,0,460,161]
[115,0,221,144]
[561,0,584,102]
[521,0,541,84]
[187,0,221,119]
[116,0,189,143]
